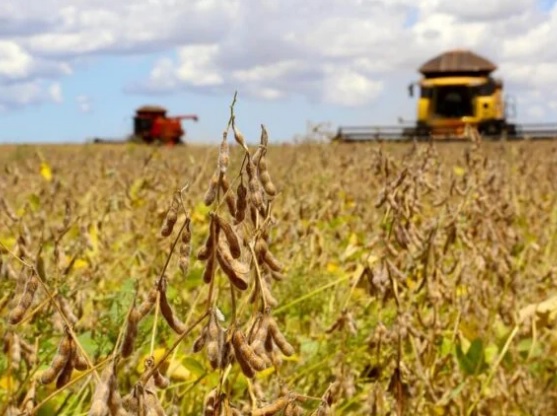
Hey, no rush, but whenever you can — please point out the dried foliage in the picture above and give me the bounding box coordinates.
[1,102,557,415]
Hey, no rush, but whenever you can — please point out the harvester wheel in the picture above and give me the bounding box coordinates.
[505,124,517,138]
[479,122,502,137]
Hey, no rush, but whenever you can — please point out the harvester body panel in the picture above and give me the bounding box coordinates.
[416,75,507,138]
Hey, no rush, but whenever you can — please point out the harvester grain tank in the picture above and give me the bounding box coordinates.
[334,50,557,141]
[93,105,198,145]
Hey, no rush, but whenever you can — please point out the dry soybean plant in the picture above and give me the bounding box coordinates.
[4,105,557,416]
[0,96,329,416]
[312,140,557,414]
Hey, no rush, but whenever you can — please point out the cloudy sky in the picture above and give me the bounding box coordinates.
[1,0,557,144]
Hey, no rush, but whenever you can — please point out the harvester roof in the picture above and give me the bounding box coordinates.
[136,105,167,114]
[419,50,497,77]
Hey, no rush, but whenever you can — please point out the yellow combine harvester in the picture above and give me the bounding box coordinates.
[334,50,557,141]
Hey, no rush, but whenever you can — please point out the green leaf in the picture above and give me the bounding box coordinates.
[167,284,178,300]
[456,338,488,376]
[183,266,203,290]
[28,193,41,211]
[36,252,46,281]
[517,338,541,360]
[182,356,205,377]
[440,335,453,358]
[447,381,466,402]
[121,278,136,295]
[299,337,320,359]
[77,331,97,358]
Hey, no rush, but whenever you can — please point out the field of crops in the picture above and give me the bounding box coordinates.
[1,127,557,415]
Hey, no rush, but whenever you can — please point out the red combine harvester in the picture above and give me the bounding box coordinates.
[93,105,199,145]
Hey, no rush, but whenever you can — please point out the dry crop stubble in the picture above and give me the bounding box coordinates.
[1,121,557,414]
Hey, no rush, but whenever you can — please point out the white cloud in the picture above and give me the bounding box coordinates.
[233,61,302,84]
[27,31,116,56]
[1,0,557,115]
[76,95,92,112]
[19,1,238,56]
[0,39,69,108]
[0,0,237,107]
[49,82,63,103]
[501,62,557,88]
[0,40,69,80]
[0,41,33,79]
[322,68,383,107]
[435,0,536,21]
[0,80,62,111]
[526,105,546,119]
[126,0,557,110]
[3,82,42,107]
[175,45,223,88]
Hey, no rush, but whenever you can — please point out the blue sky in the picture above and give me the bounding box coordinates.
[1,0,557,144]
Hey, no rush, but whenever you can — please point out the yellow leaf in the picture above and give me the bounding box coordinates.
[453,166,465,177]
[338,233,361,261]
[366,255,379,268]
[457,331,471,351]
[351,263,365,281]
[0,375,14,390]
[432,406,446,415]
[493,316,510,340]
[129,178,145,201]
[73,258,89,270]
[281,354,300,363]
[40,161,53,181]
[66,224,81,240]
[256,366,276,379]
[87,223,99,254]
[459,322,478,342]
[456,284,467,297]
[138,349,192,381]
[326,262,339,273]
[0,236,16,250]
[191,202,211,224]
[484,343,498,365]
[341,244,361,262]
[167,359,192,381]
